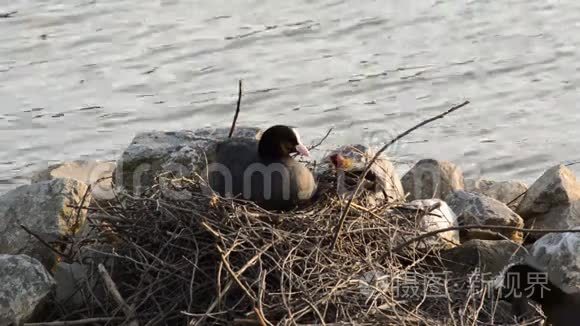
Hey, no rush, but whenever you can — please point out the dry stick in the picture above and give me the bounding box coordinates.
[23,317,125,326]
[216,246,258,302]
[292,127,334,159]
[19,224,69,258]
[0,11,17,18]
[308,127,334,151]
[97,264,139,326]
[76,184,92,221]
[506,190,527,207]
[228,80,243,138]
[391,224,580,254]
[329,100,471,250]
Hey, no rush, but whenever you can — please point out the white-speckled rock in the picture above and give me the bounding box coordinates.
[31,160,116,201]
[115,127,262,194]
[465,178,528,208]
[401,159,464,201]
[0,178,90,268]
[322,144,405,206]
[397,199,459,249]
[0,254,55,325]
[531,231,580,292]
[516,165,580,235]
[446,190,524,243]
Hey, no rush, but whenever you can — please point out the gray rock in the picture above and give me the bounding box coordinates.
[0,254,55,325]
[395,199,459,249]
[32,160,116,201]
[115,127,261,194]
[401,159,464,201]
[442,240,526,276]
[465,178,528,208]
[0,178,90,268]
[322,144,405,206]
[530,231,580,292]
[525,201,580,231]
[445,190,524,243]
[516,165,580,235]
[53,262,91,311]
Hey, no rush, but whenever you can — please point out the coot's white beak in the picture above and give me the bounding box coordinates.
[291,127,310,157]
[295,144,310,157]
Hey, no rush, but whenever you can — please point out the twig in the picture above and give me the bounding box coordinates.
[0,11,17,18]
[308,127,334,151]
[228,80,243,138]
[19,224,69,258]
[24,317,125,326]
[216,246,258,303]
[390,224,580,254]
[97,264,139,326]
[254,307,269,326]
[506,190,527,207]
[330,100,471,250]
[74,184,91,227]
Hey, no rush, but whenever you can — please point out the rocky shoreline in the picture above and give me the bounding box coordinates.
[2,126,580,324]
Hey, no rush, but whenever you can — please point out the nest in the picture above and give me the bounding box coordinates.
[44,172,536,326]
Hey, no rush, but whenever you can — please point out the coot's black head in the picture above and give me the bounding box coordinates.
[258,125,309,159]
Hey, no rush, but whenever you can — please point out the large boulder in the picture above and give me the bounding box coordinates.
[401,159,464,201]
[445,190,524,243]
[0,254,55,325]
[31,160,116,201]
[441,240,526,276]
[516,165,580,234]
[321,144,405,206]
[530,231,580,292]
[394,199,459,249]
[115,127,261,194]
[465,178,528,208]
[0,178,90,268]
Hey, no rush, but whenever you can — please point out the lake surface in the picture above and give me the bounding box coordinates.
[1,0,580,194]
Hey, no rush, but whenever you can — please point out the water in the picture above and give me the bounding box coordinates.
[2,0,580,194]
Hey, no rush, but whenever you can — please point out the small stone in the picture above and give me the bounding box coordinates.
[516,165,580,237]
[446,190,524,243]
[115,127,261,194]
[401,159,464,201]
[465,178,528,208]
[0,254,55,325]
[53,262,92,311]
[0,178,90,268]
[31,160,116,201]
[517,164,580,217]
[531,231,580,291]
[441,240,526,275]
[396,199,459,249]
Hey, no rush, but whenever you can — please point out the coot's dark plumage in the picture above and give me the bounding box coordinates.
[208,125,316,210]
[500,257,580,325]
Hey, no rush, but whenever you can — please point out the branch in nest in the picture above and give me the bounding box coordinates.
[97,264,139,326]
[330,100,471,250]
[228,80,243,138]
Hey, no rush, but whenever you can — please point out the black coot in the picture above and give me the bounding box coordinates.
[500,257,580,325]
[208,125,316,210]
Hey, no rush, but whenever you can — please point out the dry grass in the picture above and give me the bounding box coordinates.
[40,170,542,326]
